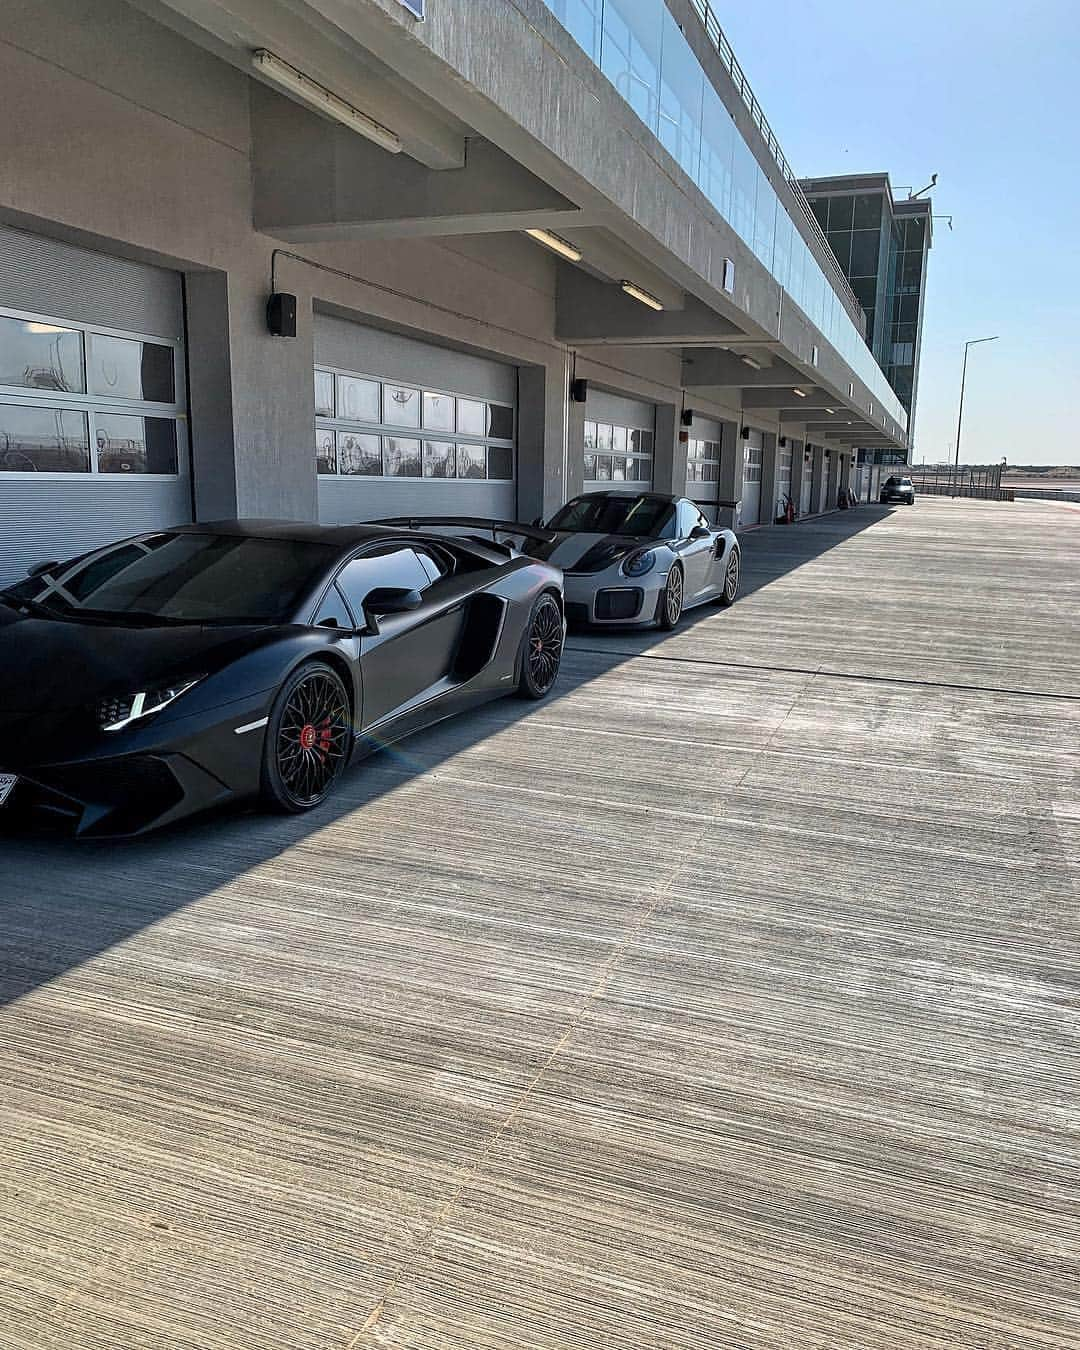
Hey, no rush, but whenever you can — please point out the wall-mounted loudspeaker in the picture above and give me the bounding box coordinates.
[680,408,694,427]
[741,426,750,439]
[266,292,297,338]
[570,378,589,403]
[778,435,787,447]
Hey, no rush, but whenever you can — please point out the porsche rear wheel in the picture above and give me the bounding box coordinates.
[518,593,564,699]
[658,564,683,631]
[717,547,740,607]
[261,662,351,813]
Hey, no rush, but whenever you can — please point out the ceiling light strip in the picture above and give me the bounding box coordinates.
[252,49,402,154]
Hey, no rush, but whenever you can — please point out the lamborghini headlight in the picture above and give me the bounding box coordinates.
[623,549,657,577]
[98,678,204,732]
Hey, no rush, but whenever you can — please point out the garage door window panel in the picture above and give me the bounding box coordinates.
[0,404,90,472]
[422,391,455,433]
[383,437,422,478]
[316,429,337,475]
[0,316,85,394]
[423,441,456,478]
[338,374,380,424]
[314,369,335,418]
[0,306,185,481]
[339,432,382,476]
[585,419,653,484]
[94,413,178,475]
[315,365,515,485]
[88,334,174,404]
[384,384,420,428]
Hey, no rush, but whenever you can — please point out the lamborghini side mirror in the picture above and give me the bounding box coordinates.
[364,587,422,616]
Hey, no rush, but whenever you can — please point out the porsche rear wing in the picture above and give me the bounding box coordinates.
[373,516,558,547]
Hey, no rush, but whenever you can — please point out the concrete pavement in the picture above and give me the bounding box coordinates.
[1,498,1077,1349]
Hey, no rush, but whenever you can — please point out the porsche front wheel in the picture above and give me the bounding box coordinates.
[717,547,740,607]
[518,593,564,700]
[658,564,684,631]
[261,661,352,813]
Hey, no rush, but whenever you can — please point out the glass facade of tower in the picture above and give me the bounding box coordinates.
[806,181,930,429]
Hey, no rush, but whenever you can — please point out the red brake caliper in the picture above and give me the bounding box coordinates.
[299,720,332,761]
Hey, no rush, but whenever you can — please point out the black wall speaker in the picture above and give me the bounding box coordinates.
[266,292,297,338]
[570,377,589,403]
[778,435,787,447]
[741,425,750,439]
[680,408,695,427]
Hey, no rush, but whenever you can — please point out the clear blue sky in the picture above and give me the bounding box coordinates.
[717,0,1080,466]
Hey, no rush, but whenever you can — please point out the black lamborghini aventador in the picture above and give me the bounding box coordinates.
[0,520,564,837]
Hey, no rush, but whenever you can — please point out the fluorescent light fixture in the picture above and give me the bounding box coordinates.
[791,387,808,398]
[824,407,836,414]
[620,280,664,311]
[739,354,763,370]
[525,228,582,262]
[25,322,69,334]
[251,49,402,154]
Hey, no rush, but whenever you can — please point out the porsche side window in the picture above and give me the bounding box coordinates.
[313,584,353,630]
[337,547,436,615]
[676,501,699,538]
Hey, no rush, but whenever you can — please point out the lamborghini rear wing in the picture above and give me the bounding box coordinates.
[373,516,558,545]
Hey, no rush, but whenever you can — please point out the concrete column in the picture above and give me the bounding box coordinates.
[652,403,681,497]
[760,431,778,527]
[811,446,826,514]
[518,355,571,523]
[715,419,741,531]
[565,386,586,503]
[186,256,318,523]
[184,269,239,521]
[788,437,804,515]
[789,437,806,518]
[234,260,318,521]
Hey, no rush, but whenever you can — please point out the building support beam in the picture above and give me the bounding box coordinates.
[252,89,587,241]
[555,268,717,344]
[742,389,831,412]
[680,350,804,388]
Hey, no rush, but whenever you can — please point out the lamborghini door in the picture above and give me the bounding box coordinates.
[336,544,467,728]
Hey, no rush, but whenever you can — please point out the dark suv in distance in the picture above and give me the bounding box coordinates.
[880,475,915,505]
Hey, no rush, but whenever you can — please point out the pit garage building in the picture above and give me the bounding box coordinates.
[0,0,909,583]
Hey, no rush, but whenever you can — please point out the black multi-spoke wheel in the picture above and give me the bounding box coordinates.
[518,593,564,699]
[718,546,741,607]
[261,662,351,813]
[658,564,684,630]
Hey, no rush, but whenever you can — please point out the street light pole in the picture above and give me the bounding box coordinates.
[953,336,999,483]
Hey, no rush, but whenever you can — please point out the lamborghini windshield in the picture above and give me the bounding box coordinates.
[1,533,340,624]
[546,494,676,539]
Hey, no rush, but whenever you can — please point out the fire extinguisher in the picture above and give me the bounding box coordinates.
[785,495,795,524]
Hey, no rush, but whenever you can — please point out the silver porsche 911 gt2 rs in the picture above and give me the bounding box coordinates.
[525,491,740,629]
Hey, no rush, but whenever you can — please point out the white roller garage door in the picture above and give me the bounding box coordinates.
[583,389,655,495]
[739,429,763,527]
[0,225,191,585]
[314,315,517,524]
[684,414,722,521]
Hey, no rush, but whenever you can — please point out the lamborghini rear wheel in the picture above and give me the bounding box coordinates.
[261,661,351,813]
[518,593,564,699]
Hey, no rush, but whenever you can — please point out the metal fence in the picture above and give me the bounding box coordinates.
[907,465,1007,499]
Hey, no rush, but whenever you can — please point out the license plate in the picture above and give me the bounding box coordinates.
[0,773,17,807]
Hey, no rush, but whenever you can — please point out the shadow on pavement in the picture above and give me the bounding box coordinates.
[0,505,893,1009]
